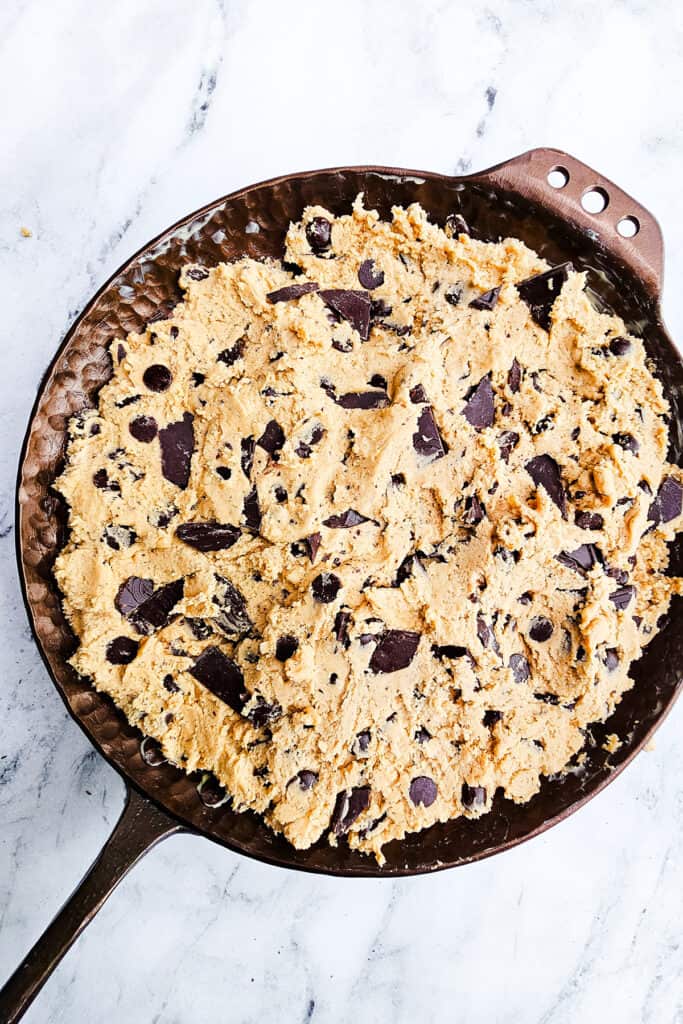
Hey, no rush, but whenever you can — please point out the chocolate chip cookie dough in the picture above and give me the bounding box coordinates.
[55,196,683,862]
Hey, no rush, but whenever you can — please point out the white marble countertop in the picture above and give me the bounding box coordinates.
[2,1,682,1021]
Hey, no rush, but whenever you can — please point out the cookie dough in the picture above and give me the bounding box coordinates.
[54,196,683,862]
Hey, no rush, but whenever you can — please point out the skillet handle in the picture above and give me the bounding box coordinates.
[473,147,665,296]
[0,786,184,1023]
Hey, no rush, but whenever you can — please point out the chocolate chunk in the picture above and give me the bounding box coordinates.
[445,284,463,306]
[176,521,241,551]
[358,260,384,290]
[609,585,635,610]
[331,786,371,835]
[476,614,493,649]
[266,282,319,303]
[509,653,530,683]
[163,673,179,693]
[129,415,158,443]
[415,726,432,743]
[130,579,184,635]
[140,737,166,766]
[462,376,495,430]
[529,616,553,642]
[191,372,205,386]
[461,783,486,809]
[186,617,213,639]
[216,466,232,481]
[525,454,566,516]
[303,532,321,563]
[257,419,285,456]
[189,646,247,714]
[409,776,437,807]
[143,364,172,392]
[115,576,154,617]
[613,432,639,454]
[603,648,619,671]
[518,592,532,605]
[217,336,246,366]
[334,610,352,646]
[469,287,500,311]
[463,494,485,526]
[247,696,282,728]
[274,486,288,503]
[93,468,120,492]
[508,358,522,393]
[213,576,253,639]
[369,630,420,673]
[556,544,602,574]
[355,730,371,753]
[319,289,371,341]
[117,343,126,362]
[483,710,503,727]
[159,413,194,489]
[497,430,519,463]
[198,775,227,806]
[413,405,446,461]
[648,476,682,525]
[306,217,332,253]
[240,437,255,478]
[609,336,632,356]
[409,384,428,404]
[332,338,353,353]
[335,390,390,410]
[186,267,209,281]
[432,644,469,661]
[312,572,341,603]
[575,511,604,531]
[391,473,406,487]
[296,769,318,791]
[445,213,470,237]
[368,374,388,390]
[102,525,137,550]
[370,298,393,319]
[275,635,299,662]
[323,509,371,529]
[517,263,573,330]
[242,486,261,531]
[106,636,139,664]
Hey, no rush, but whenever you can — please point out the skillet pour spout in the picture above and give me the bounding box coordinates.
[3,148,682,1022]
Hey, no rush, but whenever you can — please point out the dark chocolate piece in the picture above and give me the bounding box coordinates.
[497,430,519,463]
[140,738,166,766]
[648,476,682,525]
[509,653,530,683]
[186,267,209,281]
[334,610,352,647]
[266,282,319,303]
[432,644,470,661]
[415,726,432,743]
[323,509,371,529]
[241,436,255,478]
[115,576,154,617]
[369,630,420,673]
[190,646,247,714]
[575,511,604,531]
[312,572,341,603]
[370,298,392,319]
[93,469,120,492]
[143,364,172,392]
[358,260,384,290]
[213,577,253,639]
[297,769,318,790]
[331,786,371,835]
[469,287,500,311]
[129,415,158,443]
[483,710,503,727]
[409,384,428,404]
[306,217,332,253]
[609,585,635,610]
[413,406,446,461]
[603,648,619,671]
[336,390,390,410]
[257,419,285,456]
[445,283,463,306]
[463,494,485,526]
[242,486,261,532]
[556,544,602,574]
[304,532,321,563]
[106,636,139,665]
[462,376,495,430]
[613,432,639,454]
[247,697,282,728]
[461,783,486,808]
[516,262,573,331]
[159,413,194,489]
[409,776,437,807]
[445,213,470,237]
[176,522,241,551]
[508,359,522,393]
[217,336,246,366]
[216,466,232,481]
[525,454,566,516]
[319,289,371,341]
[275,635,299,662]
[130,579,184,635]
[163,674,180,693]
[609,336,631,356]
[476,614,494,649]
[355,730,371,753]
[529,616,553,642]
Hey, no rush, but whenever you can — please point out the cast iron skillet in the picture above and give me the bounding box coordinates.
[3,148,683,1021]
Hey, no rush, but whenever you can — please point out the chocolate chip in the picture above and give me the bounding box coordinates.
[141,737,166,766]
[445,213,470,237]
[129,415,158,443]
[106,636,139,664]
[409,384,428,404]
[257,419,285,456]
[176,521,241,551]
[267,282,319,303]
[128,579,184,635]
[556,544,602,574]
[609,336,632,356]
[415,726,432,743]
[117,343,126,362]
[217,337,246,366]
[497,430,519,463]
[358,260,384,290]
[275,635,298,662]
[391,473,406,487]
[509,653,530,683]
[516,263,573,330]
[247,696,282,728]
[186,267,209,281]
[648,476,682,525]
[242,486,261,532]
[115,576,154,617]
[476,614,494,649]
[529,616,553,642]
[370,298,393,320]
[273,486,287,504]
[312,572,341,603]
[609,585,635,610]
[186,617,213,640]
[575,511,604,531]
[189,646,247,713]
[508,358,522,393]
[334,610,352,647]
[331,786,371,835]
[413,405,446,461]
[143,364,172,392]
[462,376,495,430]
[303,532,321,563]
[159,413,194,489]
[445,284,463,306]
[296,770,318,791]
[409,776,437,807]
[191,372,205,386]
[323,509,371,529]
[518,592,532,605]
[306,217,332,253]
[469,287,500,311]
[319,289,371,340]
[463,494,485,526]
[613,432,639,454]
[93,468,120,492]
[335,390,390,410]
[369,630,420,673]
[461,783,486,808]
[525,454,566,516]
[355,730,371,753]
[603,648,619,671]
[483,710,503,727]
[432,644,470,661]
[163,673,179,693]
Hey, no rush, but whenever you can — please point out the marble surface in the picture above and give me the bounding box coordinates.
[2,1,683,1020]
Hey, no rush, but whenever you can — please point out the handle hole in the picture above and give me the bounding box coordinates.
[581,187,609,214]
[547,166,569,189]
[617,216,640,238]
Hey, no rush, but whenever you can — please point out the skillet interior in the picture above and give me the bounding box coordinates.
[17,164,683,876]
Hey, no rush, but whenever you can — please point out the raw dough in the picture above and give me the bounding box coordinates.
[55,197,683,862]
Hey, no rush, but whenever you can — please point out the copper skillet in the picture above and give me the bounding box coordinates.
[3,148,682,1021]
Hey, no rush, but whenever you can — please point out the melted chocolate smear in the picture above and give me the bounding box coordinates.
[275,635,298,662]
[413,406,446,461]
[497,430,519,463]
[115,576,154,617]
[304,532,321,563]
[242,486,261,532]
[508,358,522,393]
[312,572,341,603]
[469,287,500,311]
[462,376,495,430]
[409,776,437,807]
[106,636,139,665]
[159,413,194,489]
[409,384,428,404]
[445,213,470,237]
[129,415,158,443]
[190,646,247,714]
[213,576,253,639]
[241,436,255,478]
[369,630,420,673]
[334,610,352,647]
[609,585,635,610]
[143,364,172,392]
[306,217,332,253]
[462,783,486,809]
[266,282,319,303]
[331,786,371,835]
[556,544,602,574]
[525,454,567,516]
[319,289,371,341]
[176,522,241,551]
[517,262,573,331]
[529,616,553,642]
[217,336,246,366]
[358,260,384,290]
[648,476,682,525]
[575,511,604,531]
[257,420,285,456]
[509,653,530,683]
[336,390,390,410]
[323,509,371,529]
